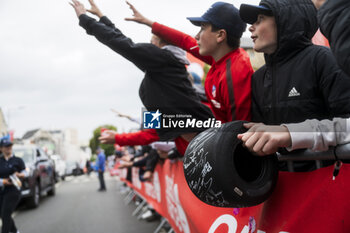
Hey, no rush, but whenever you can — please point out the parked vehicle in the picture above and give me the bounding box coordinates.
[65,160,84,176]
[13,144,56,208]
[51,155,66,181]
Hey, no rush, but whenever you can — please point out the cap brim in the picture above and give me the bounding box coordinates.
[186,17,210,26]
[239,4,273,24]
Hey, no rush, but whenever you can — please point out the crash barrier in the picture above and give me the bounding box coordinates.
[183,120,350,212]
[111,143,350,233]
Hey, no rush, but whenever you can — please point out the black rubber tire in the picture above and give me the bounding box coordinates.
[183,120,279,208]
[27,182,40,209]
[47,177,56,196]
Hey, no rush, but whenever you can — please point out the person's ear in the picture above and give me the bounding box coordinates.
[216,29,227,43]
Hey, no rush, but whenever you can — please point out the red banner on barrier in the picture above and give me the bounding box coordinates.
[113,160,350,233]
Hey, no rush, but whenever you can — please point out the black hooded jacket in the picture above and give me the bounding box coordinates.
[252,0,350,126]
[78,15,214,140]
[318,0,350,76]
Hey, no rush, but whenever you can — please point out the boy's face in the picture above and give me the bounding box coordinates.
[249,14,277,54]
[195,23,220,56]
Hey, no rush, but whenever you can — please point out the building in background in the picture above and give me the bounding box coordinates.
[21,128,91,165]
[22,129,57,153]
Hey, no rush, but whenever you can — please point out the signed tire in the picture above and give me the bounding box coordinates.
[183,121,278,208]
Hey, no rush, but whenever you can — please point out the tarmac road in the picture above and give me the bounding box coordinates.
[8,174,160,233]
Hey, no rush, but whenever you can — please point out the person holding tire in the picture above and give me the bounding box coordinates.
[238,0,350,154]
[235,0,350,232]
[238,0,350,168]
[0,138,26,233]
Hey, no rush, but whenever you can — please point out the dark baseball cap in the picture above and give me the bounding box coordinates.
[0,138,13,147]
[239,4,273,24]
[187,2,246,38]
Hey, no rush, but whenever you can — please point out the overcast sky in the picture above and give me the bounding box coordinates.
[0,0,258,143]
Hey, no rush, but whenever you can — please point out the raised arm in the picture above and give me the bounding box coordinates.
[70,0,86,17]
[71,0,116,31]
[124,1,154,27]
[99,129,160,146]
[124,1,213,65]
[70,0,173,71]
[86,0,104,18]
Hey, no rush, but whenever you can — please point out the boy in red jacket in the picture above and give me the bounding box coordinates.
[125,1,253,123]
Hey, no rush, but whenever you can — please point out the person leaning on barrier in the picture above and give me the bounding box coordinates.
[238,0,350,155]
[125,1,253,123]
[70,0,213,144]
[237,0,350,168]
[118,145,157,181]
[118,142,177,181]
[0,139,26,233]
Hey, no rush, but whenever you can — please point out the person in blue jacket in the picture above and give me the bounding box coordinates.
[96,148,106,191]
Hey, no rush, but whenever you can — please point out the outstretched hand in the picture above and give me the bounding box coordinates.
[124,1,154,27]
[237,123,292,156]
[118,161,133,169]
[86,0,104,18]
[99,130,117,144]
[69,0,87,17]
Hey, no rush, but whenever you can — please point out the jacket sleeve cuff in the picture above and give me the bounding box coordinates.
[114,133,121,144]
[282,122,315,151]
[79,14,93,29]
[0,179,3,187]
[151,22,162,35]
[99,16,112,25]
[21,169,29,177]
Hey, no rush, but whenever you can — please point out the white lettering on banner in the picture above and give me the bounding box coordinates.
[241,226,249,233]
[145,172,161,203]
[153,172,161,203]
[121,166,127,179]
[132,167,142,190]
[208,214,237,233]
[208,214,289,233]
[165,175,190,233]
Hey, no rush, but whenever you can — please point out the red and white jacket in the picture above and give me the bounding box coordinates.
[152,22,253,123]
